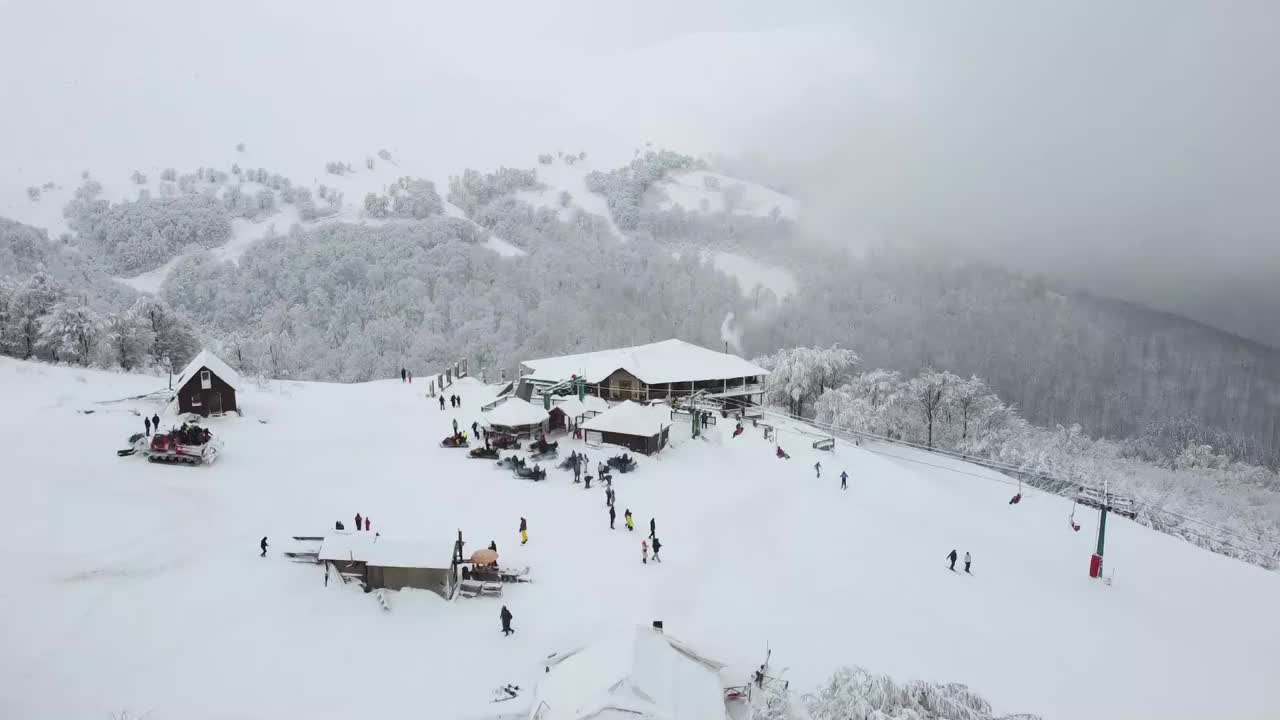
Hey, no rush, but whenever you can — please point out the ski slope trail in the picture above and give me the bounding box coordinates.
[1,358,1277,720]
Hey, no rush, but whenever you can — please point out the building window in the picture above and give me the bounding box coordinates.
[200,370,212,390]
[191,393,202,406]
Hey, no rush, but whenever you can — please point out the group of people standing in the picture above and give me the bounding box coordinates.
[440,394,462,411]
[399,368,414,383]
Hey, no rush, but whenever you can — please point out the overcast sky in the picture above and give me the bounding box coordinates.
[2,0,1276,344]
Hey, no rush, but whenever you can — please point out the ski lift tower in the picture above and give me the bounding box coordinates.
[1085,477,1135,579]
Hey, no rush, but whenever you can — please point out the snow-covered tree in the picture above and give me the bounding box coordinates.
[364,192,390,218]
[26,186,40,201]
[100,312,152,370]
[37,299,100,364]
[909,368,954,447]
[756,345,860,417]
[129,297,198,375]
[804,666,1041,720]
[8,272,63,359]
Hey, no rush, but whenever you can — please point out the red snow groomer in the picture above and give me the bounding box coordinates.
[142,426,222,466]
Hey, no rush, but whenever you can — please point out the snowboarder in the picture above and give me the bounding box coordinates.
[946,549,958,571]
[144,416,151,436]
[519,517,528,545]
[401,368,406,382]
[355,513,363,531]
[152,413,160,432]
[652,537,662,562]
[815,461,822,478]
[649,518,656,539]
[260,536,269,557]
[641,540,649,564]
[439,395,446,411]
[964,551,972,574]
[840,471,848,490]
[776,446,790,459]
[500,605,514,636]
[365,516,371,532]
[625,509,634,531]
[609,505,616,529]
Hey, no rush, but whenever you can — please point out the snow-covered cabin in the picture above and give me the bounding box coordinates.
[318,534,457,599]
[520,339,768,409]
[483,397,550,439]
[547,394,609,432]
[581,400,671,454]
[174,349,241,417]
[529,624,729,720]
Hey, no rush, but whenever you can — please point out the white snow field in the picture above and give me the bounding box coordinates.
[653,170,797,220]
[2,357,1278,720]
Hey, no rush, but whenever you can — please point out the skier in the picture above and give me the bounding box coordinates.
[964,551,972,574]
[652,536,662,562]
[625,509,634,531]
[144,416,151,437]
[840,471,848,490]
[519,517,528,545]
[609,505,616,529]
[500,605,514,636]
[355,513,363,531]
[1009,493,1022,505]
[946,549,958,571]
[401,368,406,382]
[814,461,822,478]
[641,539,649,565]
[649,517,656,539]
[260,536,269,557]
[152,413,160,433]
[365,516,371,532]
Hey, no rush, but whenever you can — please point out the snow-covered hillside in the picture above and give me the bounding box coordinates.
[2,357,1277,720]
[653,169,797,219]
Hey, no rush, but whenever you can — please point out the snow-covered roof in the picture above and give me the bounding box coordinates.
[548,394,609,419]
[318,532,376,563]
[581,401,670,437]
[530,625,727,720]
[521,339,768,385]
[483,397,549,428]
[175,349,242,390]
[363,539,456,569]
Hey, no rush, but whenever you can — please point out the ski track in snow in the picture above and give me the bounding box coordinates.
[1,357,1278,720]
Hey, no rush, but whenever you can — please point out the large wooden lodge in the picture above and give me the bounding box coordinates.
[518,339,768,410]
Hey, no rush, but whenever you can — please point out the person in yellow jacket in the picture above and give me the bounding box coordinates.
[519,516,528,545]
[624,509,634,531]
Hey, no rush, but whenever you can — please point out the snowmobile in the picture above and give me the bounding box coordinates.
[489,434,520,450]
[527,438,558,459]
[440,433,469,448]
[496,454,526,470]
[469,446,500,460]
[607,453,637,473]
[513,464,546,481]
[117,432,147,456]
[140,430,222,466]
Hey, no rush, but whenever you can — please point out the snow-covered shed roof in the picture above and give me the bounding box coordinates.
[521,339,768,385]
[530,625,727,720]
[483,397,549,428]
[175,349,242,390]
[363,539,456,569]
[318,533,376,563]
[582,401,670,437]
[548,394,609,419]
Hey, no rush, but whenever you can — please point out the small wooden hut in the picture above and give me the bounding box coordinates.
[174,349,241,417]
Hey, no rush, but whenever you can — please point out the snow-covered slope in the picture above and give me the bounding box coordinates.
[653,169,797,219]
[2,357,1277,720]
[518,158,624,239]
